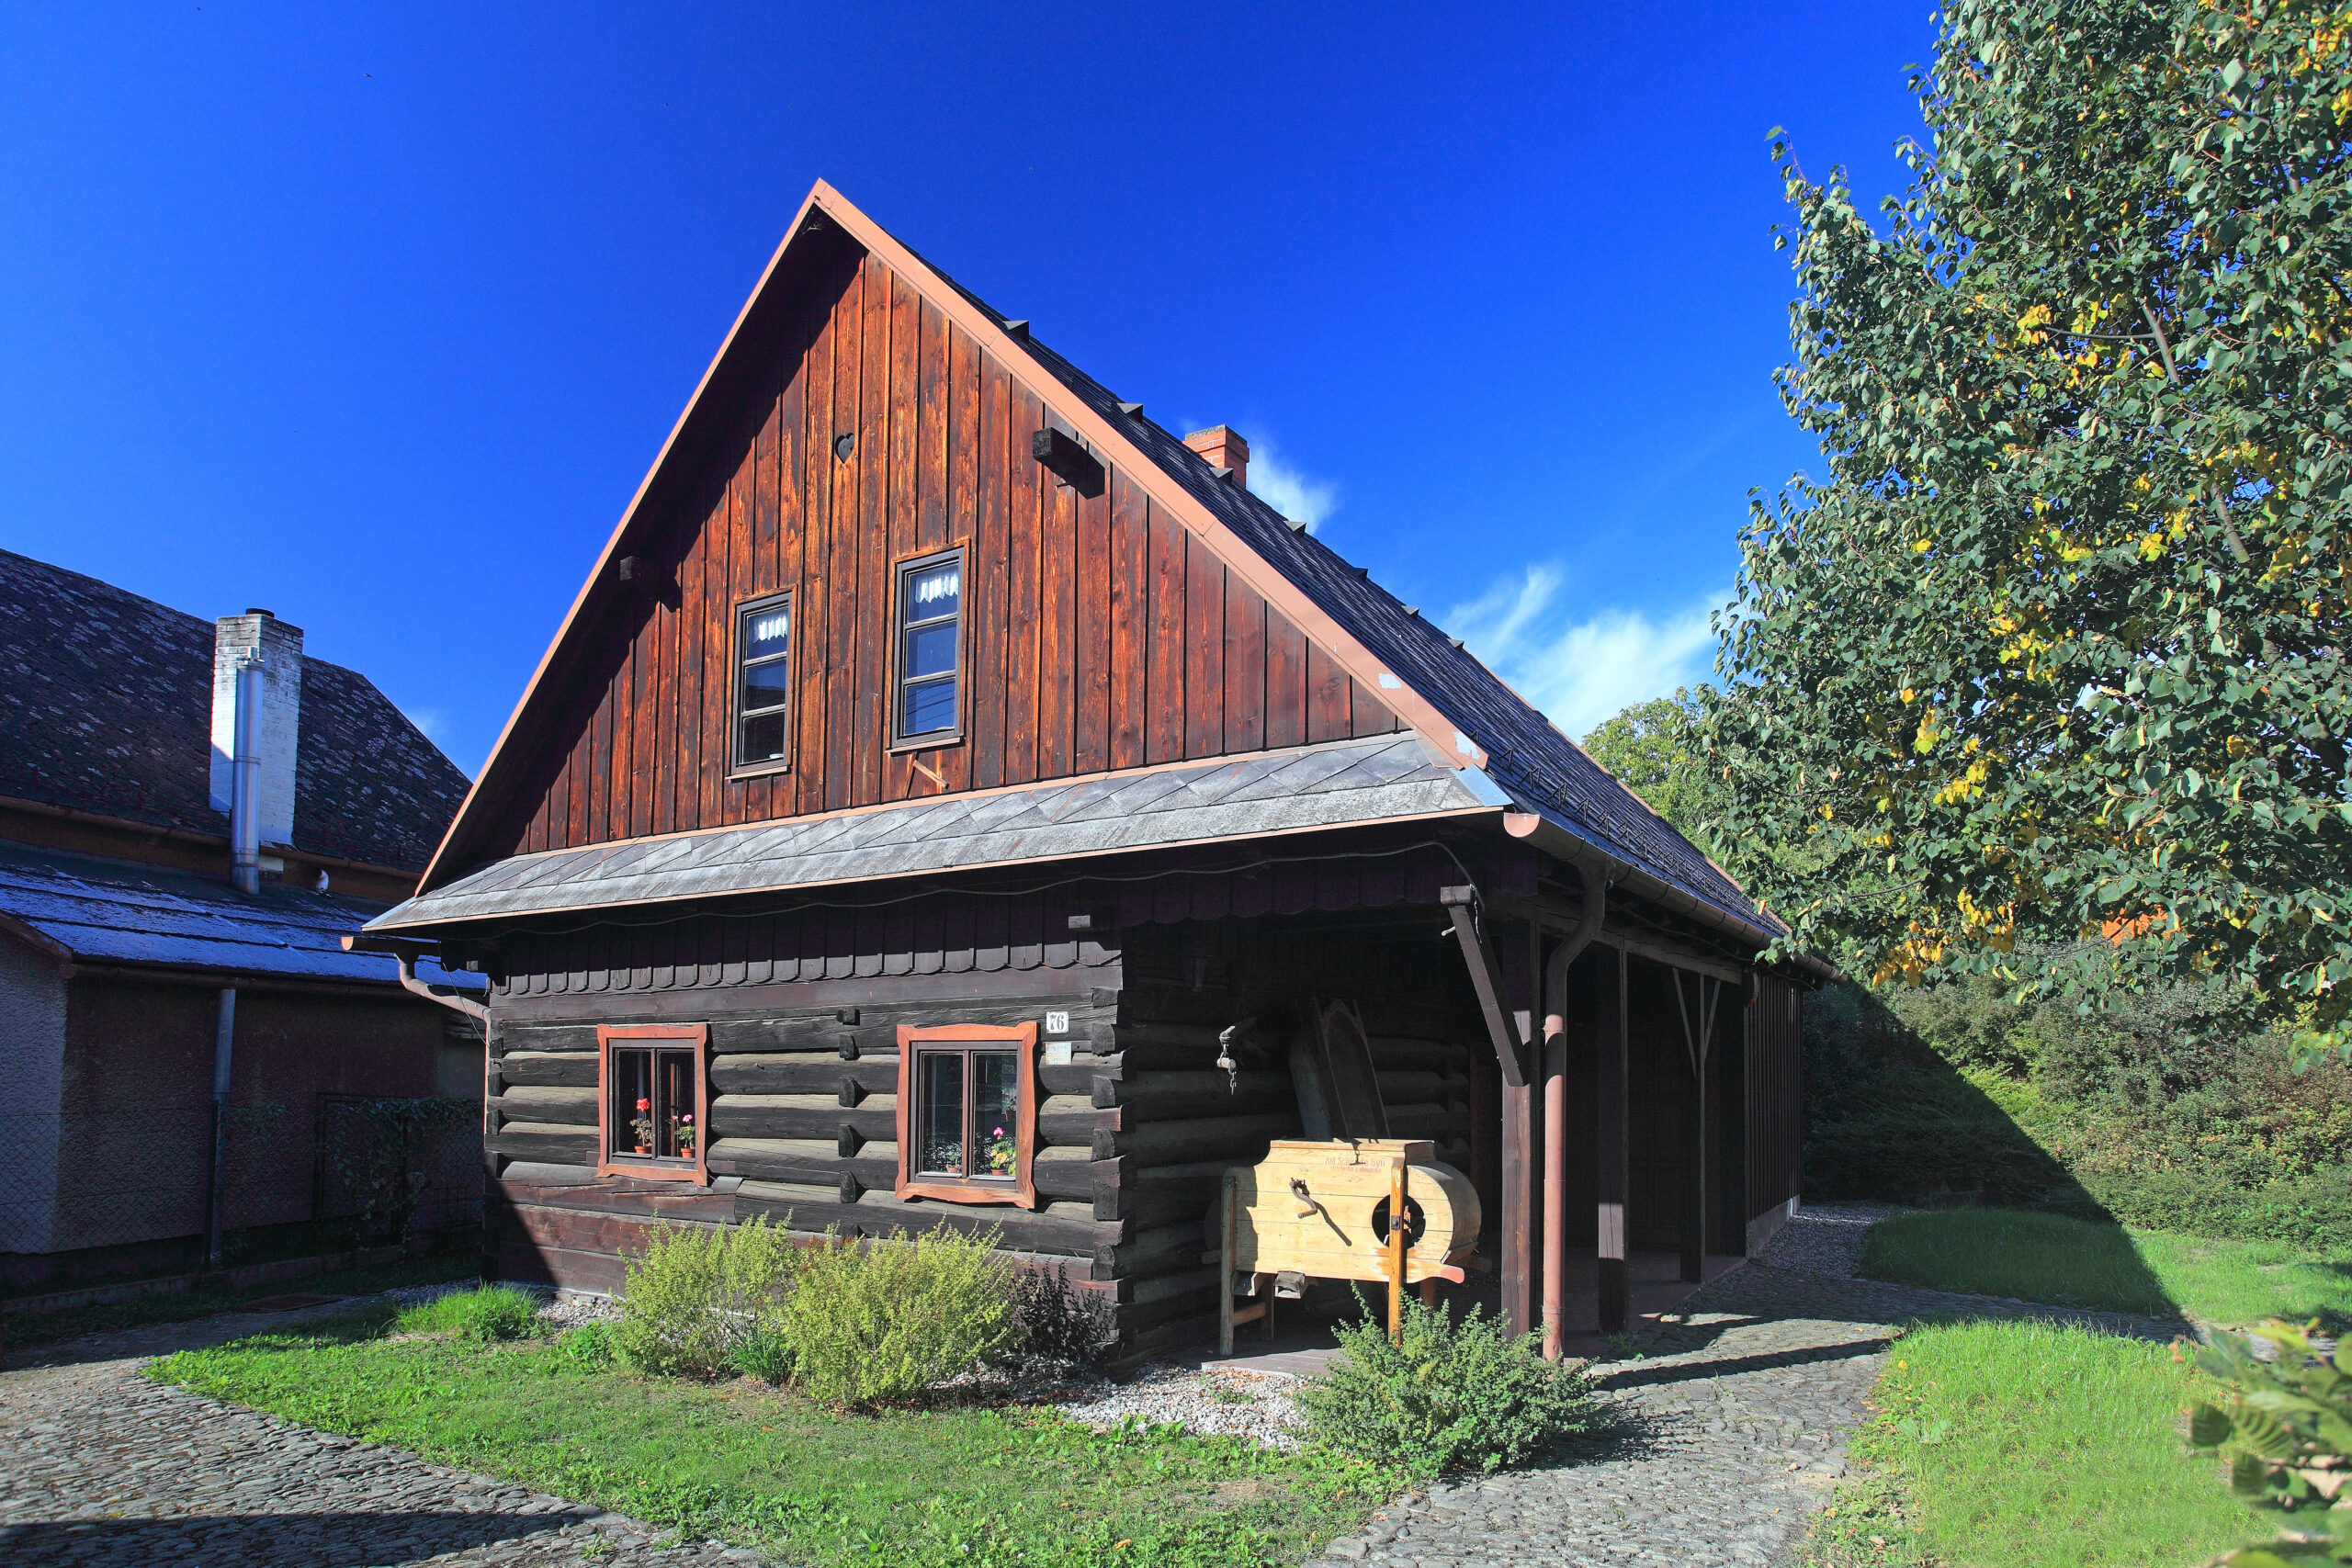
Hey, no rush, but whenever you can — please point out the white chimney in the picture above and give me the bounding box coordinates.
[209,610,303,874]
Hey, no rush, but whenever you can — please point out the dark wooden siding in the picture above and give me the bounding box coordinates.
[1744,973,1804,1238]
[509,247,1402,859]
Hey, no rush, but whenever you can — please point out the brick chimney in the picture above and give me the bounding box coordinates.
[209,610,304,864]
[1183,425,1250,490]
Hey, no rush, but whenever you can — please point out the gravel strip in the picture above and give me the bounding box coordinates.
[1053,1364,1306,1449]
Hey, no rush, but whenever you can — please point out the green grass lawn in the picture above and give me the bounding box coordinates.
[4,1252,480,1350]
[154,1302,1396,1568]
[1858,1208,2352,1325]
[1804,1319,2251,1568]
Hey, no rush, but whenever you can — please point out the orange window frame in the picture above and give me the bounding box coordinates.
[895,1021,1038,1209]
[596,1022,710,1185]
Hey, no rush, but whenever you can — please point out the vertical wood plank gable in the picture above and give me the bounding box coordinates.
[1183,532,1226,759]
[489,252,1453,860]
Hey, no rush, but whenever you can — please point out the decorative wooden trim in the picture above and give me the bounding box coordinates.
[894,1020,1037,1210]
[595,1022,710,1185]
[887,544,968,752]
[727,589,794,780]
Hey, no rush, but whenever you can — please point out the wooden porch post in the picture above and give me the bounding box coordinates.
[1597,947,1629,1336]
[1440,886,1534,1338]
[1672,972,1723,1283]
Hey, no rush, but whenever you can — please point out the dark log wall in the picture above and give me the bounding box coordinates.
[479,902,1490,1359]
[1744,973,1805,1248]
[501,243,1402,862]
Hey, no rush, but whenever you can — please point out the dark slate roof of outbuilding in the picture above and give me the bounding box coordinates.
[0,548,470,874]
[948,312,1775,936]
[0,840,483,989]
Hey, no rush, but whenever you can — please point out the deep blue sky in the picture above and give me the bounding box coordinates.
[0,3,1935,776]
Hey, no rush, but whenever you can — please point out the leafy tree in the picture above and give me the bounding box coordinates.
[1579,691,1719,842]
[1710,0,2352,1053]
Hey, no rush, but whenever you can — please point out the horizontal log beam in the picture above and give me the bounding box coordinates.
[708,1094,895,1142]
[1091,1114,1298,1166]
[498,1085,598,1125]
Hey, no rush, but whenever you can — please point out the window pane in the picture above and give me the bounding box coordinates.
[974,1051,1020,1179]
[612,1048,653,1156]
[659,1051,696,1159]
[903,676,957,737]
[741,711,788,763]
[919,1053,965,1175]
[904,620,958,681]
[741,604,790,658]
[907,560,960,621]
[741,658,791,711]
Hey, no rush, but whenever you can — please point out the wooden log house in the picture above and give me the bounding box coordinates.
[359,182,1827,1359]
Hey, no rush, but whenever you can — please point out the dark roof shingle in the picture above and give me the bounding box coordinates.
[0,548,469,874]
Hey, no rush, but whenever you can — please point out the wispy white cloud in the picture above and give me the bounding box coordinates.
[1447,568,1724,739]
[1245,436,1340,533]
[402,705,450,743]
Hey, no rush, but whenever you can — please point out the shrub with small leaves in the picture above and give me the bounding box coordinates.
[729,1322,795,1385]
[781,1224,1013,1408]
[392,1284,540,1342]
[1000,1263,1117,1372]
[1296,1292,1598,1477]
[554,1320,616,1371]
[2190,1320,2352,1566]
[613,1217,801,1378]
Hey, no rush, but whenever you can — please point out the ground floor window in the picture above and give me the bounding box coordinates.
[896,1021,1037,1208]
[596,1023,709,1183]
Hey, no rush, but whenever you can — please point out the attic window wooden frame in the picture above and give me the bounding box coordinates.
[888,546,966,752]
[895,1021,1037,1209]
[595,1023,710,1185]
[729,591,794,778]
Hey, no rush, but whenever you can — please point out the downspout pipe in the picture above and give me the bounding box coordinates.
[228,657,263,896]
[397,954,490,1024]
[1540,867,1608,1361]
[204,987,236,1269]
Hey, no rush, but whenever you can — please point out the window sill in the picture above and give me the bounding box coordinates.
[596,1156,709,1186]
[888,733,965,757]
[899,1177,1035,1209]
[727,761,794,784]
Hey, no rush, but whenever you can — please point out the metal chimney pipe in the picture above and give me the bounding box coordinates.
[228,657,263,895]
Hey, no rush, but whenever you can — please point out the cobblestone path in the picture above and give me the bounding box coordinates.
[0,1302,759,1567]
[1314,1203,2187,1568]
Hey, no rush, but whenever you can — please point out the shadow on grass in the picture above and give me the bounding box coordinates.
[1804,986,2181,1322]
[0,1508,590,1565]
[12,1299,407,1373]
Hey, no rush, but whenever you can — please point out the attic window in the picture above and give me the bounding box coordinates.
[892,547,964,749]
[732,592,792,773]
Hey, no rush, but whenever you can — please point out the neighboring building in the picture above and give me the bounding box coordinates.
[0,549,485,1290]
[365,183,1826,1357]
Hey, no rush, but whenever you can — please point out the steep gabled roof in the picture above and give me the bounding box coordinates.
[0,548,471,874]
[420,182,1773,942]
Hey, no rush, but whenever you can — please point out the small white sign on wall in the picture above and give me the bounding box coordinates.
[1043,1041,1074,1066]
[1044,1010,1070,1036]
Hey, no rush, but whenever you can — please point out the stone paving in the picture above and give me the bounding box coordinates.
[1310,1202,2189,1567]
[0,1300,757,1567]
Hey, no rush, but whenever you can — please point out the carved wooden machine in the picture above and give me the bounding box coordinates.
[1210,1001,1483,1352]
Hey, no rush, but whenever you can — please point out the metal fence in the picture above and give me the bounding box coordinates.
[311,1094,483,1247]
[0,1095,481,1282]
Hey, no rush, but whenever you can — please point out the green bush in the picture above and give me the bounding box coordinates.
[612,1217,801,1378]
[553,1320,616,1371]
[780,1225,1014,1408]
[392,1284,541,1342]
[1295,1294,1597,1477]
[729,1322,794,1385]
[2190,1321,2352,1566]
[1001,1264,1117,1371]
